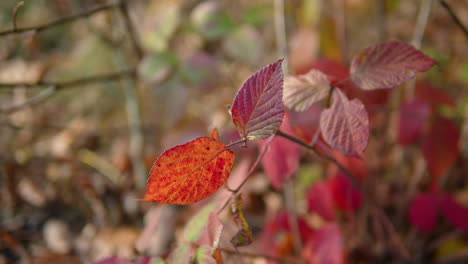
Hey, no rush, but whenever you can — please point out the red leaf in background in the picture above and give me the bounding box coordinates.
[259,211,314,259]
[350,41,436,90]
[260,114,301,189]
[329,173,362,211]
[398,100,430,145]
[144,137,235,205]
[416,82,455,109]
[307,181,335,221]
[283,69,330,112]
[422,116,460,182]
[303,223,345,264]
[331,150,369,182]
[408,192,442,232]
[320,89,369,157]
[441,195,468,231]
[231,59,285,140]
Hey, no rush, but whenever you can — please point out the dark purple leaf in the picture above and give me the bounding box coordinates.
[231,59,285,140]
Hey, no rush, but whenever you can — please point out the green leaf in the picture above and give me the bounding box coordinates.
[183,202,217,242]
[167,244,192,264]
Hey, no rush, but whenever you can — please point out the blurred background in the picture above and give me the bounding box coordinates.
[0,0,467,263]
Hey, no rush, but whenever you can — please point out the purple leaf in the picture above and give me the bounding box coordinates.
[320,89,369,157]
[350,41,436,90]
[283,69,330,111]
[231,59,285,140]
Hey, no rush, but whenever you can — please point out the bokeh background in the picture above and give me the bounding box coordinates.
[0,0,467,263]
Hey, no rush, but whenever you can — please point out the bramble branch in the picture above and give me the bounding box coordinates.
[0,68,136,89]
[439,0,468,38]
[0,2,119,37]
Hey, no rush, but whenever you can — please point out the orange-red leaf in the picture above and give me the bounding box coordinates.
[144,137,235,205]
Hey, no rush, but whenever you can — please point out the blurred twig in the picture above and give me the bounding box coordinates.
[0,86,56,114]
[12,1,25,31]
[274,0,288,73]
[118,0,143,60]
[0,2,120,37]
[439,0,468,38]
[0,68,136,89]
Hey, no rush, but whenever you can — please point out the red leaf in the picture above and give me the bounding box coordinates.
[231,59,285,140]
[307,181,335,221]
[441,195,468,231]
[303,223,345,264]
[260,114,301,189]
[416,82,455,108]
[422,116,460,181]
[331,150,369,181]
[329,173,362,212]
[398,100,430,145]
[408,192,442,232]
[320,89,369,157]
[350,41,436,90]
[144,137,235,205]
[283,69,330,112]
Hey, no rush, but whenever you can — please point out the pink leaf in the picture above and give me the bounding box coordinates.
[408,192,442,232]
[422,116,460,182]
[441,194,468,231]
[350,41,436,90]
[320,89,369,157]
[260,114,301,189]
[283,69,330,112]
[288,105,323,144]
[307,181,335,221]
[398,100,430,145]
[303,223,345,264]
[231,59,285,140]
[329,173,362,212]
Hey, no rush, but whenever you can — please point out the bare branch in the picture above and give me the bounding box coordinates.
[439,0,468,38]
[118,0,144,60]
[12,1,25,31]
[0,68,136,89]
[0,2,119,37]
[0,86,56,114]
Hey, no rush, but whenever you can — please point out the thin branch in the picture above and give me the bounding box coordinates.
[12,1,25,31]
[0,86,56,114]
[0,2,120,37]
[220,247,303,264]
[118,0,144,60]
[0,68,136,89]
[284,180,303,259]
[439,0,468,38]
[274,0,288,73]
